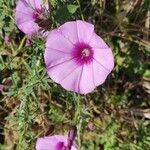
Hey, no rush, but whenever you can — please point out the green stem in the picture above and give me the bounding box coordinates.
[77,0,84,21]
[77,118,82,150]
[18,36,26,50]
[73,93,82,150]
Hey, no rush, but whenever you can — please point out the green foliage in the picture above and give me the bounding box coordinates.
[98,120,120,150]
[48,106,66,123]
[0,0,17,42]
[55,4,79,24]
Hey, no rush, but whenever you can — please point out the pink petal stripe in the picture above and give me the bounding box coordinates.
[60,66,83,92]
[46,47,71,54]
[92,60,109,86]
[46,57,74,70]
[47,59,79,85]
[44,47,72,69]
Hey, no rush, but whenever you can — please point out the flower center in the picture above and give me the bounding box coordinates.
[33,8,51,29]
[33,9,45,20]
[72,42,94,65]
[55,142,66,150]
[81,48,90,58]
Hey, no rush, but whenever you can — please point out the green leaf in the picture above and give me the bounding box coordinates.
[55,4,79,24]
[116,56,125,66]
[67,4,79,14]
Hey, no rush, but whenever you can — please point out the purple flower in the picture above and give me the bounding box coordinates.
[44,20,114,94]
[36,135,78,150]
[16,0,50,36]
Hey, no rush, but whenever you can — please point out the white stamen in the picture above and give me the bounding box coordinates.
[81,48,90,57]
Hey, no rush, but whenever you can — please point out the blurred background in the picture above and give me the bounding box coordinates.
[0,0,150,149]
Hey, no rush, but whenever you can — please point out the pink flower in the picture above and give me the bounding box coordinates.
[44,20,114,94]
[36,135,78,150]
[16,0,50,36]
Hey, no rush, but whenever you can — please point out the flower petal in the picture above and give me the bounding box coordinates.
[26,0,36,8]
[89,32,109,49]
[44,46,71,68]
[47,59,79,85]
[59,66,83,93]
[92,60,109,86]
[33,0,44,9]
[17,20,39,35]
[78,63,95,94]
[46,30,74,53]
[55,142,65,150]
[93,48,114,72]
[58,21,78,44]
[59,20,94,44]
[36,135,66,150]
[36,135,78,150]
[45,29,74,70]
[76,20,94,43]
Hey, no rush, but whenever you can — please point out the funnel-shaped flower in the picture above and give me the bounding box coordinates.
[16,0,50,36]
[36,135,77,150]
[44,20,114,94]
